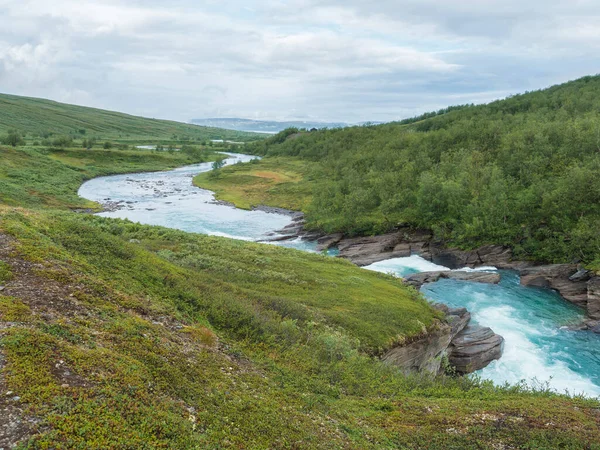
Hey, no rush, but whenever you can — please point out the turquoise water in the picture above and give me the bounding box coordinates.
[79,154,600,398]
[365,256,600,397]
[78,153,317,252]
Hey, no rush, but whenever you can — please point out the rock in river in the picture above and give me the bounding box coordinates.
[447,325,505,375]
[403,271,501,289]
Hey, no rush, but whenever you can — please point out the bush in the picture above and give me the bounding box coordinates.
[51,136,73,147]
[1,129,25,147]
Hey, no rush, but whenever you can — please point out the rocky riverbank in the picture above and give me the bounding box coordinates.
[383,303,504,375]
[268,215,506,375]
[270,217,600,331]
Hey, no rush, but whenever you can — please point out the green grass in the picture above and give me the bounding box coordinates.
[194,157,314,211]
[0,93,263,143]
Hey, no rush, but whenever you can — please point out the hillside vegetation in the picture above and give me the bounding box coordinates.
[248,75,600,267]
[2,206,600,448]
[0,97,599,448]
[0,93,261,143]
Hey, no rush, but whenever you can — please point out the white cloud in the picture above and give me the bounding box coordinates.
[0,0,598,122]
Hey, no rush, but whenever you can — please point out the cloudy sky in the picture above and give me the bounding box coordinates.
[1,0,599,123]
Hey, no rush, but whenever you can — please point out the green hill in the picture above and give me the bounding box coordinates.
[246,75,600,267]
[0,93,262,143]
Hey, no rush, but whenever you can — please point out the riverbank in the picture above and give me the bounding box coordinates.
[268,213,600,329]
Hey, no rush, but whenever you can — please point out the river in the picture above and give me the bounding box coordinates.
[78,152,600,398]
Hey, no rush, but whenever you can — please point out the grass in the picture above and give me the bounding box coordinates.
[0,142,599,448]
[194,157,314,211]
[0,93,262,143]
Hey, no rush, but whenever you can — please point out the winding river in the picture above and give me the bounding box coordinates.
[79,153,600,398]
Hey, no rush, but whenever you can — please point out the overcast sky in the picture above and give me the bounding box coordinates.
[1,0,599,123]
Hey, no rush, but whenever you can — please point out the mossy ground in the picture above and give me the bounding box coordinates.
[194,157,314,211]
[0,145,599,448]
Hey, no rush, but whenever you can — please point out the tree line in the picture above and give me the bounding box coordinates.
[248,75,600,266]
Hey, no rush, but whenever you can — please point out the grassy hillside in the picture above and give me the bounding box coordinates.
[0,93,262,143]
[246,75,600,267]
[2,207,599,448]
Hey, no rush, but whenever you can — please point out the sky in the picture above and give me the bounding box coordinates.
[1,0,599,123]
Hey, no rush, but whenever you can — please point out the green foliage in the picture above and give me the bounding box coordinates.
[0,260,12,283]
[247,75,600,265]
[50,136,73,148]
[195,157,313,210]
[211,159,225,171]
[1,128,25,147]
[0,295,31,322]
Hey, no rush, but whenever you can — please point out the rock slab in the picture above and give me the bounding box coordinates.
[447,325,504,374]
[403,271,501,289]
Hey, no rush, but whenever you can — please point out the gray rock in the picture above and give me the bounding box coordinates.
[587,277,600,320]
[569,269,593,282]
[382,307,471,375]
[447,325,504,374]
[337,228,432,266]
[316,233,344,252]
[403,271,501,289]
[520,264,588,308]
[430,247,472,269]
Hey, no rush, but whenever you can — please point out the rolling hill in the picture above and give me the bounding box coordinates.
[0,93,263,143]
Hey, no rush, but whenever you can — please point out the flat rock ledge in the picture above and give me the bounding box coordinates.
[382,304,504,376]
[403,271,501,289]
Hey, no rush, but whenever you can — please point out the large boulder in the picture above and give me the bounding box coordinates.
[447,325,504,374]
[430,245,514,269]
[315,233,344,252]
[476,245,514,268]
[382,306,470,375]
[337,228,432,266]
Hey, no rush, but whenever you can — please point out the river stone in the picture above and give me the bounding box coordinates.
[316,233,344,252]
[403,271,501,289]
[570,269,593,282]
[447,325,504,374]
[337,228,432,266]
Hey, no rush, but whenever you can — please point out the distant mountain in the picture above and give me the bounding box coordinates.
[190,118,353,134]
